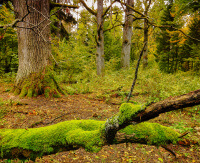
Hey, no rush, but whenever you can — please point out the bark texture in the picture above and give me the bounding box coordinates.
[13,0,51,85]
[96,0,105,76]
[12,0,63,97]
[121,0,134,68]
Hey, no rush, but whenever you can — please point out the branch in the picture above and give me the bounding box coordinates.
[0,18,21,29]
[105,89,200,143]
[122,2,200,42]
[127,42,147,102]
[50,1,79,9]
[103,0,117,17]
[80,0,97,16]
[104,23,123,32]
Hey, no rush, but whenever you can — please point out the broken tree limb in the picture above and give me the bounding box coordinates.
[105,89,200,143]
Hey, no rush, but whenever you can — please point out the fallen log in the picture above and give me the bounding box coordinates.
[105,89,200,143]
[0,89,199,161]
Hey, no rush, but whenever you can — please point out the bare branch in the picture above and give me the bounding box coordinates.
[80,0,97,16]
[103,0,117,17]
[104,23,123,32]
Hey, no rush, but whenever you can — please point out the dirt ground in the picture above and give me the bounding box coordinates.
[0,82,199,163]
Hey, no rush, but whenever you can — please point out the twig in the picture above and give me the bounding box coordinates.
[161,145,177,158]
[127,42,147,102]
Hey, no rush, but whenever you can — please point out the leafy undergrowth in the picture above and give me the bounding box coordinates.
[0,73,200,162]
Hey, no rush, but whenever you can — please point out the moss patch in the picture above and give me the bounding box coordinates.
[0,120,105,160]
[13,67,65,98]
[118,103,144,124]
[119,122,180,145]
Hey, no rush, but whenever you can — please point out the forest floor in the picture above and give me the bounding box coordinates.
[0,81,200,163]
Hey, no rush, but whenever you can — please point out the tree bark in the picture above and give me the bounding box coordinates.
[12,0,63,97]
[13,0,51,85]
[96,0,105,76]
[121,0,134,68]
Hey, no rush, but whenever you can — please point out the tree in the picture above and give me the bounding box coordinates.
[121,0,134,68]
[155,0,181,73]
[1,89,200,160]
[143,0,151,68]
[0,0,78,97]
[96,0,105,75]
[80,0,115,76]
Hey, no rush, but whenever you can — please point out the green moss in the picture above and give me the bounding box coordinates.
[19,85,28,97]
[0,103,181,160]
[120,122,180,145]
[27,87,34,97]
[13,67,65,98]
[0,120,105,160]
[118,103,144,124]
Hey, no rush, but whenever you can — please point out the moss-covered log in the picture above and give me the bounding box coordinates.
[13,67,65,98]
[0,120,180,161]
[1,89,200,160]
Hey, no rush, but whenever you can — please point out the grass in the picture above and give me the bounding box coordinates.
[56,61,200,104]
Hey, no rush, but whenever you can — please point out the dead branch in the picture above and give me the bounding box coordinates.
[127,42,147,102]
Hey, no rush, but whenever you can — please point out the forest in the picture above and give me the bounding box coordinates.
[0,0,199,162]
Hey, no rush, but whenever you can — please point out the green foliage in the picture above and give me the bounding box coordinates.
[52,36,96,85]
[155,0,182,73]
[104,6,123,64]
[0,4,18,74]
[181,14,200,71]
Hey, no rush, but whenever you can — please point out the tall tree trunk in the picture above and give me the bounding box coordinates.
[121,0,134,68]
[13,0,51,85]
[143,0,151,69]
[96,0,105,76]
[12,0,63,97]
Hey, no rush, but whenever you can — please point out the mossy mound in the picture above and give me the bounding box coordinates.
[0,120,105,161]
[120,122,180,145]
[13,68,65,98]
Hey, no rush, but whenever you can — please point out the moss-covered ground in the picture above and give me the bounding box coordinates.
[0,73,199,162]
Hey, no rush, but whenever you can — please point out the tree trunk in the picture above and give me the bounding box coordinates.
[143,0,151,69]
[12,0,63,97]
[121,0,134,68]
[13,0,51,84]
[96,0,105,76]
[143,13,148,68]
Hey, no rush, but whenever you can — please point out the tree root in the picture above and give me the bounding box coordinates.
[13,68,65,98]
